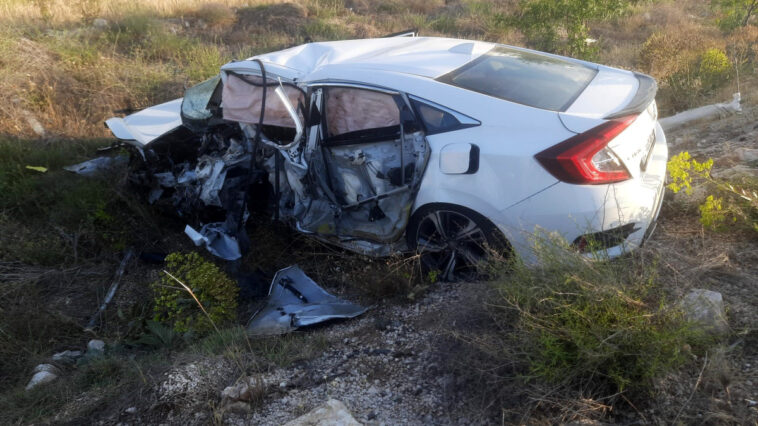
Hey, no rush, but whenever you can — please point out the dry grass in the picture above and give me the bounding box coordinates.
[0,0,281,26]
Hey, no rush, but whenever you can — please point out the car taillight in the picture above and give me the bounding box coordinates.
[535,115,637,184]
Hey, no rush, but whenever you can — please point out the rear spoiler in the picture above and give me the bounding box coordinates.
[604,72,657,120]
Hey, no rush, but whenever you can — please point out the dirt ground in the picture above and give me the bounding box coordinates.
[6,102,753,425]
[47,103,751,426]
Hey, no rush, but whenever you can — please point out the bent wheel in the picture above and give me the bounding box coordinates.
[407,205,506,282]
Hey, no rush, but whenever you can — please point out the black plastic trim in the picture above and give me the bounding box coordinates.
[604,72,658,120]
[466,144,480,174]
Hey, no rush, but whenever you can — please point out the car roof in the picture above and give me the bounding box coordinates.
[220,37,495,81]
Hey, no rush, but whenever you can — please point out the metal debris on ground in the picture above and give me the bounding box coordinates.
[247,265,366,335]
[63,155,128,176]
[185,223,242,261]
[85,248,134,331]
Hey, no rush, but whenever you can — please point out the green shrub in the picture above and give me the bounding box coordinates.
[151,252,238,334]
[712,0,758,31]
[508,0,631,58]
[698,48,732,89]
[491,241,709,395]
[667,151,758,232]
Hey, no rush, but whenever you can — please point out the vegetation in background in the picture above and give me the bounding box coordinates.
[508,0,633,58]
[152,252,238,334]
[668,151,758,231]
[488,241,710,398]
[0,0,754,423]
[713,0,758,31]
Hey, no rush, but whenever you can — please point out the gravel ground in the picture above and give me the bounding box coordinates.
[228,282,488,425]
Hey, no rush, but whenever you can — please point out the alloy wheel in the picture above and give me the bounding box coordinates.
[414,209,489,281]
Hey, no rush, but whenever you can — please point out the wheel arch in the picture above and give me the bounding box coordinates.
[406,201,512,253]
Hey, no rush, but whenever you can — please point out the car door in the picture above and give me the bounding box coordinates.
[296,84,430,244]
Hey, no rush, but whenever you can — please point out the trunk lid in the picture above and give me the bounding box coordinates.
[559,69,659,179]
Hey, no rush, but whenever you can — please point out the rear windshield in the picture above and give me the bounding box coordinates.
[437,46,598,112]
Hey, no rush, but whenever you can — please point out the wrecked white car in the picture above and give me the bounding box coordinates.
[106,35,667,280]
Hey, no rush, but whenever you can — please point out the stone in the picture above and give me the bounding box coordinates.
[92,18,108,28]
[52,350,83,364]
[736,147,758,163]
[33,363,60,374]
[88,339,105,352]
[125,407,137,414]
[221,376,263,403]
[26,371,58,391]
[226,401,252,414]
[283,399,362,426]
[681,289,729,335]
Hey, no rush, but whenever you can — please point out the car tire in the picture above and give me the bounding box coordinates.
[406,204,510,282]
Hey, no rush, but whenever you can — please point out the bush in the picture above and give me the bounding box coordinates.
[639,32,732,113]
[509,0,631,58]
[712,0,758,31]
[192,3,236,28]
[151,252,238,334]
[490,241,709,395]
[667,151,758,232]
[699,48,732,89]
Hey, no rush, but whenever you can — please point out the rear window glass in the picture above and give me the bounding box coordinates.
[437,46,598,112]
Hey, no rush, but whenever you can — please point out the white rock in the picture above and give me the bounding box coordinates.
[737,147,758,163]
[681,289,729,335]
[125,406,138,414]
[33,363,60,374]
[87,339,105,353]
[52,350,83,363]
[283,399,362,426]
[26,371,58,391]
[221,376,263,402]
[92,18,108,28]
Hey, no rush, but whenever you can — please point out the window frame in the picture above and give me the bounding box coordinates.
[408,95,480,135]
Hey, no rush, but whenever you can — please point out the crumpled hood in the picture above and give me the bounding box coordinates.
[105,98,183,147]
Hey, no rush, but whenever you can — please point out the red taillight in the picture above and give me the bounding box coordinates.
[535,115,637,184]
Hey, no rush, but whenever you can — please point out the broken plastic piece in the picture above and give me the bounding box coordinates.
[185,223,242,260]
[247,265,366,335]
[64,156,128,176]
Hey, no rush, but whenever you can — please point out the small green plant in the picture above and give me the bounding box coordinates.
[699,48,732,89]
[151,252,238,334]
[491,240,709,396]
[667,151,758,231]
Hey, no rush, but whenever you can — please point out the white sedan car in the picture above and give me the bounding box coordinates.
[106,35,667,280]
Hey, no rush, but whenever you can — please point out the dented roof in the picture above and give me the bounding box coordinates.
[221,37,495,81]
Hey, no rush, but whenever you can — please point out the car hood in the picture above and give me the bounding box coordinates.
[105,98,183,147]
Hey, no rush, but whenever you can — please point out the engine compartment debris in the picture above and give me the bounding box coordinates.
[107,58,429,261]
[247,265,366,335]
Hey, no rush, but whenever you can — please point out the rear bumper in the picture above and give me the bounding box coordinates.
[497,122,668,262]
